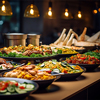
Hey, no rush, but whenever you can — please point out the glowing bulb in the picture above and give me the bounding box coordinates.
[64,9,69,17]
[93,9,97,14]
[48,7,52,16]
[2,0,5,4]
[48,10,52,16]
[98,8,100,12]
[1,5,5,12]
[78,11,82,18]
[30,9,34,15]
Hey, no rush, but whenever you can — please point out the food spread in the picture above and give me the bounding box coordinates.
[66,54,100,64]
[3,64,56,80]
[36,60,83,73]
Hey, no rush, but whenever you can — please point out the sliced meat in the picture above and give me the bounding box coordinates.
[1,50,11,55]
[22,50,43,56]
[0,58,6,64]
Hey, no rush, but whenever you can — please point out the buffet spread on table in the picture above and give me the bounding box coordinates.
[0,28,100,100]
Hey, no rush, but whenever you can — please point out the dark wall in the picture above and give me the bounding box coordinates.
[20,0,43,34]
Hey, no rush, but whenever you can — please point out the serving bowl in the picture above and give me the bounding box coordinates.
[0,77,39,99]
[33,75,60,89]
[0,70,60,90]
[68,63,100,72]
[51,66,85,81]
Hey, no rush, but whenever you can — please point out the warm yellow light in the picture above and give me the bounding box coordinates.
[1,5,5,12]
[93,9,97,14]
[2,0,5,4]
[0,0,13,16]
[64,9,69,17]
[30,9,34,15]
[78,11,82,18]
[98,8,100,12]
[48,7,52,16]
[24,4,40,18]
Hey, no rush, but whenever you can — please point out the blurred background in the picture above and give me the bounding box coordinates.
[0,0,100,45]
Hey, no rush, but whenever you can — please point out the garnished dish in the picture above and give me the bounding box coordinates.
[84,50,100,59]
[0,58,14,70]
[0,80,35,94]
[2,64,60,89]
[66,54,100,64]
[0,58,20,73]
[3,64,56,80]
[0,77,38,99]
[93,49,100,53]
[65,54,100,71]
[36,60,84,80]
[52,47,78,54]
[36,60,83,74]
[0,44,56,58]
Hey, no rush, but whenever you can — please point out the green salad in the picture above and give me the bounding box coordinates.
[0,80,35,95]
[84,50,100,59]
[0,52,56,58]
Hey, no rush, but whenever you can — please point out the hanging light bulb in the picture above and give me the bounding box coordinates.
[2,5,5,12]
[77,7,82,19]
[30,4,34,15]
[98,7,100,12]
[78,11,82,18]
[93,9,98,14]
[48,7,52,16]
[61,3,73,19]
[24,3,40,18]
[44,1,56,19]
[64,4,69,17]
[93,2,98,14]
[0,0,13,16]
[64,8,69,17]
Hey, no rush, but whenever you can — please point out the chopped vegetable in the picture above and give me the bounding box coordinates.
[0,80,35,95]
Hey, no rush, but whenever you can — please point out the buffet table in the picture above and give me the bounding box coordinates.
[25,68,100,100]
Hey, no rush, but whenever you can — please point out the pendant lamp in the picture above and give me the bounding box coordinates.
[44,1,56,19]
[74,6,82,19]
[0,0,13,16]
[93,2,98,14]
[61,3,73,19]
[24,3,40,18]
